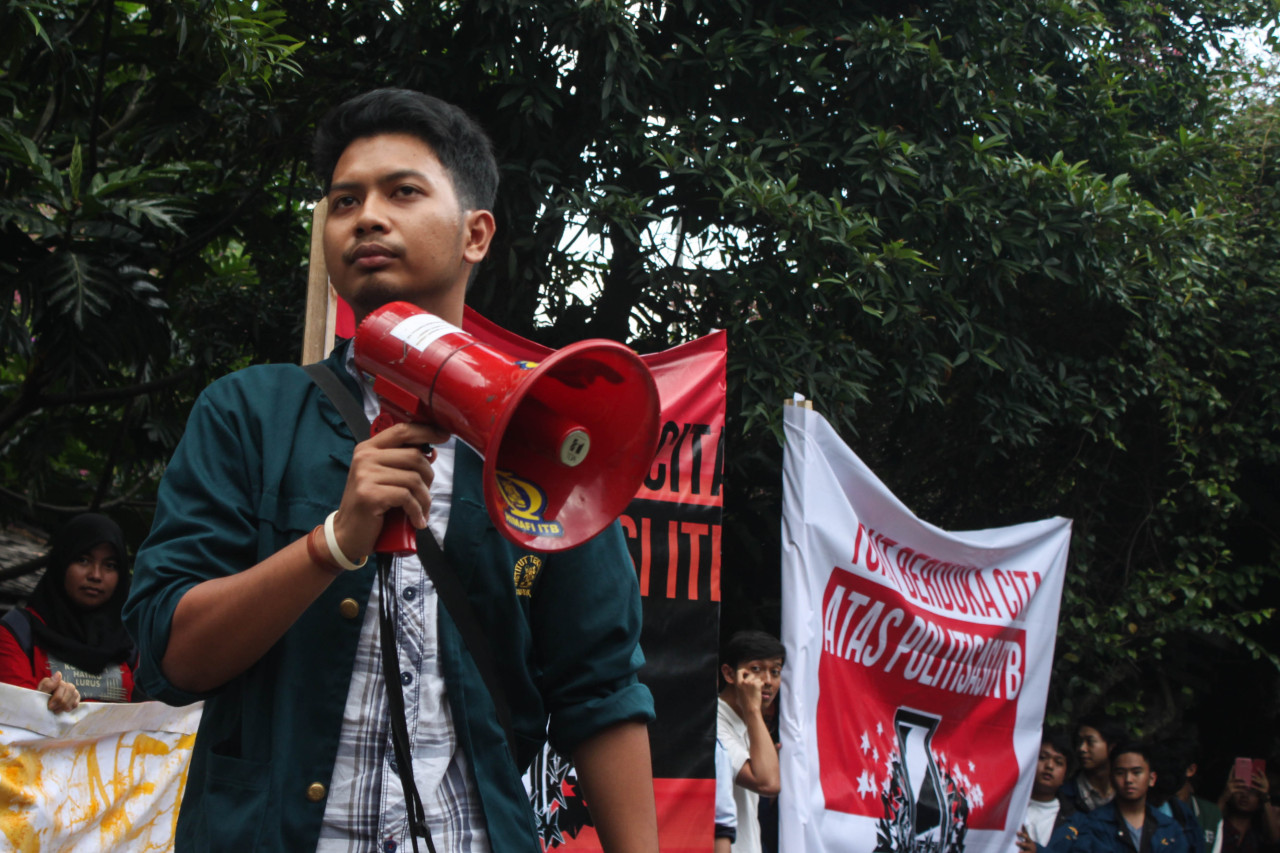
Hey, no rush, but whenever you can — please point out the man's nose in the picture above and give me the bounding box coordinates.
[355,197,389,234]
[86,561,105,579]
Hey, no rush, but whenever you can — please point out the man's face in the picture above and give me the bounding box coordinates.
[724,657,784,708]
[1111,752,1155,804]
[1033,743,1069,798]
[1077,726,1109,771]
[323,133,493,322]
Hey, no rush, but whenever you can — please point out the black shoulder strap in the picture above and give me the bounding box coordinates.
[300,360,517,757]
[1,608,33,663]
[302,362,372,437]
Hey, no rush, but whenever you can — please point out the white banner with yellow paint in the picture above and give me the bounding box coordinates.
[0,682,201,851]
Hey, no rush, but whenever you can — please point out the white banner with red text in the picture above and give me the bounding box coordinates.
[778,401,1070,853]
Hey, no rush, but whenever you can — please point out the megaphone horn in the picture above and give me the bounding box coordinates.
[353,301,661,553]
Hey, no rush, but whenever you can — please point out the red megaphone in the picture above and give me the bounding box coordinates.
[353,301,661,553]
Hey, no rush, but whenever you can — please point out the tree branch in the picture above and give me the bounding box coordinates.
[0,481,154,517]
[39,365,201,407]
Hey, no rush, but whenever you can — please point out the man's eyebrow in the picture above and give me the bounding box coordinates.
[327,169,433,195]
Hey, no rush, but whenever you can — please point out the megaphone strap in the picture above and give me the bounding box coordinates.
[377,554,434,853]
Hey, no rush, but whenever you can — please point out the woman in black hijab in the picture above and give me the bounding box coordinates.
[0,513,138,711]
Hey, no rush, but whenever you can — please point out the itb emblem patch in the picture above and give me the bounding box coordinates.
[513,555,543,597]
[496,470,565,539]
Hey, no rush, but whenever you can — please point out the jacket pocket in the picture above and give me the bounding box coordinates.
[199,752,269,851]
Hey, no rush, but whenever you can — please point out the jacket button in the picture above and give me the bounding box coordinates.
[306,782,326,802]
[339,598,360,619]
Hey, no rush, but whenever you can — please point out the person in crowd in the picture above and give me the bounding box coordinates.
[123,88,657,852]
[1171,741,1222,853]
[1149,741,1207,853]
[716,630,783,853]
[1049,742,1188,853]
[1017,731,1078,852]
[716,737,738,853]
[1061,714,1130,812]
[0,513,137,711]
[1218,764,1279,853]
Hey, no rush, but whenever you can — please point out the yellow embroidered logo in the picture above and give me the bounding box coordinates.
[513,555,543,597]
[496,470,564,538]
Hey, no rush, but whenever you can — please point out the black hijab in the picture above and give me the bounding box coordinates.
[26,513,136,673]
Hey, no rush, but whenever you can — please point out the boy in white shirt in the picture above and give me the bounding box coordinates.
[715,631,784,853]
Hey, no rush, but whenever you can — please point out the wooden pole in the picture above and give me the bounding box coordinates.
[301,203,334,364]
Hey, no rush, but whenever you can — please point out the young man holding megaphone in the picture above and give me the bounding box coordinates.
[124,89,660,853]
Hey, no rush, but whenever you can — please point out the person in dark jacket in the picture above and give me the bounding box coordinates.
[1150,741,1207,853]
[1049,743,1189,853]
[123,88,657,853]
[0,513,136,710]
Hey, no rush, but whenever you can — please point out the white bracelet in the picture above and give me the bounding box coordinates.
[323,511,368,571]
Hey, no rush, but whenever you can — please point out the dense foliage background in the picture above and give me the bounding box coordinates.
[4,0,1279,764]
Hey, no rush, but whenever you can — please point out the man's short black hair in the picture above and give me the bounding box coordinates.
[1150,741,1191,799]
[1043,730,1074,765]
[1077,714,1129,751]
[721,630,786,670]
[1110,741,1154,767]
[312,88,498,212]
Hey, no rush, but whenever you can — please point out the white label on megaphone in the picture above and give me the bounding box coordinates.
[389,313,464,352]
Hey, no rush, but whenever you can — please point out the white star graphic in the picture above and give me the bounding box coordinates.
[973,784,985,808]
[857,769,877,798]
[968,761,976,773]
[861,732,871,754]
[872,746,879,762]
[876,722,884,736]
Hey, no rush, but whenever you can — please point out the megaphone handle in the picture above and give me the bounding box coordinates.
[368,408,436,556]
[374,509,419,555]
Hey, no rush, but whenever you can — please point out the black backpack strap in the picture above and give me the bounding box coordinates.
[300,360,518,756]
[1,608,34,664]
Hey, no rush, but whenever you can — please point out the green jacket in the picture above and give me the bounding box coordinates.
[123,345,654,851]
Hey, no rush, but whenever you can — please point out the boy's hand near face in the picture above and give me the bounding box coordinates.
[724,666,781,796]
[733,667,767,717]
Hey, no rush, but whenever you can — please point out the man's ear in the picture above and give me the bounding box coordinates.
[1149,770,1157,786]
[462,209,496,264]
[721,663,736,685]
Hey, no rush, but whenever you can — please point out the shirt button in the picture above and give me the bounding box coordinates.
[402,586,417,601]
[305,782,326,802]
[384,839,398,853]
[400,671,413,686]
[339,598,360,619]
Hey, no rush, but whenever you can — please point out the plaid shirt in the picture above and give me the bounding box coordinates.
[316,352,490,853]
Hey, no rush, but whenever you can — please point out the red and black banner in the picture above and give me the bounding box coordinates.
[464,309,725,853]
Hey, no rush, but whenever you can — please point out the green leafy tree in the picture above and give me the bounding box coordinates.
[3,0,1279,741]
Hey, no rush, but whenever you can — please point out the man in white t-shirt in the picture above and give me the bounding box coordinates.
[715,630,784,853]
[1019,731,1077,852]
